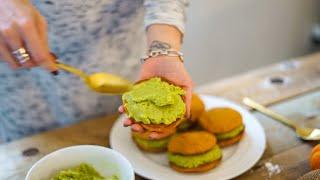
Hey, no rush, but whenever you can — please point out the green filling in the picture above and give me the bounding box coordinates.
[122,78,185,125]
[51,163,106,180]
[177,120,193,131]
[133,135,171,149]
[168,145,222,168]
[106,175,120,180]
[51,163,119,180]
[216,125,244,140]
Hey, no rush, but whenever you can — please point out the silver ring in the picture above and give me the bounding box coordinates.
[12,48,30,64]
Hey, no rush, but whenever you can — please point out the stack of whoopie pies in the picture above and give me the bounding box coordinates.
[131,119,183,152]
[122,77,185,152]
[122,78,245,173]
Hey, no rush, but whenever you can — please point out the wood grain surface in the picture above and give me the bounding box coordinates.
[236,90,320,179]
[197,52,320,107]
[1,52,320,180]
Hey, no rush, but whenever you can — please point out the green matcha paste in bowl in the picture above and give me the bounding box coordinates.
[51,163,119,180]
[122,77,186,125]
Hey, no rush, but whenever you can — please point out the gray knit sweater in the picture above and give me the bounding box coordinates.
[0,0,188,142]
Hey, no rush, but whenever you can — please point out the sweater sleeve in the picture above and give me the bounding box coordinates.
[144,0,189,35]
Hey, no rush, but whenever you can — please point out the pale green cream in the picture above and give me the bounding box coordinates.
[168,145,222,168]
[106,175,120,180]
[51,163,119,180]
[122,78,185,125]
[216,125,245,140]
[51,163,105,180]
[177,120,193,131]
[133,134,171,149]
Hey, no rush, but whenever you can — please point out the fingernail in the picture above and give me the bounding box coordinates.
[118,106,124,113]
[132,124,142,132]
[131,126,137,131]
[51,70,59,76]
[50,52,58,60]
[149,132,157,139]
[123,121,131,127]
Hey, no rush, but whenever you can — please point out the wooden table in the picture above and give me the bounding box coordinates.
[2,53,320,180]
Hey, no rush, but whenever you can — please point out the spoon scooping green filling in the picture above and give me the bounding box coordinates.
[51,163,119,180]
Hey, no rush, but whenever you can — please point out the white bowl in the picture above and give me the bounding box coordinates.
[26,145,134,180]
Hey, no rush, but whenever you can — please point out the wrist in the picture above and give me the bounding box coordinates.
[141,48,184,63]
[141,56,184,71]
[141,40,184,63]
[147,56,182,62]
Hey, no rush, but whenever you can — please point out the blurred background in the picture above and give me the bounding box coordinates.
[183,0,320,85]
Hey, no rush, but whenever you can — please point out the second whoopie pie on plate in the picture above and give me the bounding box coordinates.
[199,107,245,147]
[167,131,222,173]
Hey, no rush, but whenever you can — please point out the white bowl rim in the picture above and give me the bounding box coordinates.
[25,145,134,180]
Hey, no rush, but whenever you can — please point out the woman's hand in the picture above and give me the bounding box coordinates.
[139,56,193,116]
[0,0,56,71]
[119,56,193,139]
[119,24,192,139]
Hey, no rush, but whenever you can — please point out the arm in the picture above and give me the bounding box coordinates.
[147,24,182,50]
[144,0,188,38]
[143,0,191,113]
[140,24,192,115]
[143,0,188,50]
[121,1,193,139]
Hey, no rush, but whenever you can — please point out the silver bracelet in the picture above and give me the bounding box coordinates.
[140,49,184,63]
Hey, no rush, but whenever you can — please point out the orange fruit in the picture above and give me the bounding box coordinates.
[311,144,320,156]
[310,152,320,170]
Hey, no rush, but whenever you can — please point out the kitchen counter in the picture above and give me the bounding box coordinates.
[2,52,320,179]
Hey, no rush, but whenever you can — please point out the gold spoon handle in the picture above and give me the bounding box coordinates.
[56,62,88,79]
[243,97,297,129]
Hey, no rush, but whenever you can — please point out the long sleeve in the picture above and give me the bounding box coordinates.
[144,0,189,35]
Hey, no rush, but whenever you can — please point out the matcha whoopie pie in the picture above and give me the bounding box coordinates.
[167,131,222,173]
[199,107,245,147]
[178,93,205,131]
[131,131,172,152]
[122,77,185,137]
[122,77,185,126]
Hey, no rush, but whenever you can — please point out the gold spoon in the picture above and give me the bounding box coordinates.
[56,62,132,94]
[243,97,320,141]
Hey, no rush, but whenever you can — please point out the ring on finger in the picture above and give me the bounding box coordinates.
[12,48,30,64]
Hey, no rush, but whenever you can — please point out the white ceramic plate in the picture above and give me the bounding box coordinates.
[110,95,266,180]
